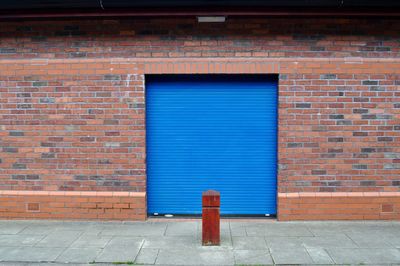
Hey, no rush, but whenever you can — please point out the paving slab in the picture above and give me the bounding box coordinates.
[269,246,314,264]
[18,225,58,235]
[232,236,268,250]
[305,247,335,264]
[35,230,82,248]
[381,234,400,248]
[328,248,400,264]
[300,234,358,248]
[156,248,235,265]
[305,221,371,236]
[345,231,394,248]
[55,247,103,263]
[106,236,144,247]
[306,224,348,236]
[95,245,142,263]
[70,234,113,248]
[135,248,159,264]
[0,234,45,247]
[0,246,17,261]
[229,222,247,237]
[165,221,199,236]
[100,223,167,236]
[143,236,199,250]
[265,236,305,249]
[0,246,64,262]
[0,224,28,235]
[233,250,273,265]
[246,223,313,237]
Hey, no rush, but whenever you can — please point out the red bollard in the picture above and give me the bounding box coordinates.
[202,190,220,246]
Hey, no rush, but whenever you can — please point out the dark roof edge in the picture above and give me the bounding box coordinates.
[1,7,399,20]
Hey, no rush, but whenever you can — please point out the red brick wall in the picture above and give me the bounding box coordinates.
[279,71,400,193]
[0,63,146,192]
[0,17,399,220]
[0,18,398,59]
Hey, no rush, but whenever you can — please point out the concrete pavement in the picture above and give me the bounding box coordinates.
[0,219,399,265]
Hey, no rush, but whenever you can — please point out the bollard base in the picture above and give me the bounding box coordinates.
[202,207,220,245]
[202,190,220,246]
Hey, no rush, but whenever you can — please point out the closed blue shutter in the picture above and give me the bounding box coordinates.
[146,75,277,215]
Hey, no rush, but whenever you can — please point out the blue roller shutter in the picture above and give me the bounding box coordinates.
[146,75,277,215]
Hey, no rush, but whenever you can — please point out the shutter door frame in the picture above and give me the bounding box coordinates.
[146,74,278,216]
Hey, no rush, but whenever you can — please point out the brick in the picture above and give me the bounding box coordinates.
[376,114,392,120]
[362,80,379,85]
[41,142,55,147]
[328,137,344,142]
[17,104,32,109]
[311,170,326,175]
[80,137,96,142]
[17,93,31,97]
[311,46,325,51]
[353,132,368,137]
[328,148,343,153]
[353,164,368,170]
[0,48,16,53]
[12,175,26,180]
[96,92,112,97]
[353,109,369,114]
[295,103,311,108]
[103,120,119,125]
[288,143,303,148]
[12,163,26,169]
[378,137,393,142]
[320,74,337,79]
[104,142,120,147]
[105,131,120,136]
[353,153,368,159]
[337,120,352,125]
[361,148,376,153]
[104,75,121,80]
[70,52,87,58]
[370,86,385,91]
[26,203,40,212]
[384,164,400,169]
[354,98,369,102]
[9,131,24,136]
[376,47,391,51]
[329,114,344,119]
[382,204,394,212]
[32,81,48,87]
[26,175,40,180]
[40,98,55,103]
[360,181,376,186]
[129,103,145,109]
[3,147,18,153]
[41,153,55,159]
[362,114,377,119]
